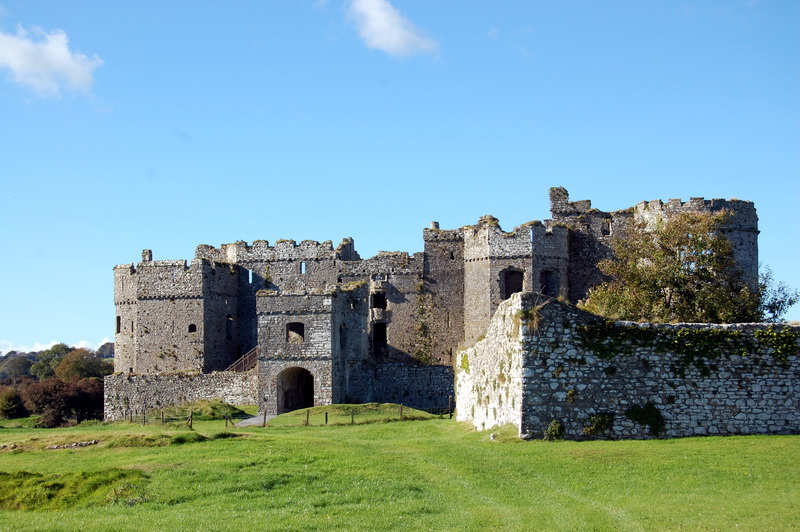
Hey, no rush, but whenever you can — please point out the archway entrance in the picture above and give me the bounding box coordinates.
[276,367,314,414]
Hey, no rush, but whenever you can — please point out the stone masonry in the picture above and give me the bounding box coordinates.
[106,187,764,426]
[456,293,800,439]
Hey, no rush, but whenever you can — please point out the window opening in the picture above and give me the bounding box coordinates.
[372,323,388,354]
[540,270,559,297]
[371,292,387,309]
[501,270,524,300]
[287,322,305,344]
[300,261,307,274]
[225,315,234,340]
[116,316,121,334]
[188,323,197,333]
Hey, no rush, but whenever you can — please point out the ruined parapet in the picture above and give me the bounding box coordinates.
[456,294,800,439]
[195,238,349,263]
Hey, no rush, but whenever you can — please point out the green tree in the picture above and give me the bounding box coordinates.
[30,343,72,380]
[54,349,114,382]
[578,211,776,323]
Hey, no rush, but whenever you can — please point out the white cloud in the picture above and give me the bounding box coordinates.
[347,0,438,56]
[0,24,103,96]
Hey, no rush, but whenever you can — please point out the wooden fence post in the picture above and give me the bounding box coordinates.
[161,410,165,425]
[351,411,354,425]
[400,404,404,419]
[262,410,267,428]
[325,412,328,425]
[188,410,193,430]
[305,410,310,426]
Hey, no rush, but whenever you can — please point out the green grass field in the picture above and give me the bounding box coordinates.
[1,404,798,531]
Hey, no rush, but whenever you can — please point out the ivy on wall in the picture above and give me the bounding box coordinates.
[576,319,798,376]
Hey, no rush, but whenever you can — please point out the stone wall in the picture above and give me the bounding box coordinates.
[103,370,258,421]
[345,361,454,412]
[457,293,800,440]
[455,294,524,430]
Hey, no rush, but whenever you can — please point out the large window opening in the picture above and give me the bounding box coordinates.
[501,269,524,300]
[372,323,387,354]
[286,322,305,344]
[370,292,387,309]
[276,367,314,414]
[540,270,560,297]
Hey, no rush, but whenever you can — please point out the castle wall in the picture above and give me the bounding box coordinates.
[456,293,800,439]
[455,294,524,430]
[423,226,465,364]
[103,370,258,421]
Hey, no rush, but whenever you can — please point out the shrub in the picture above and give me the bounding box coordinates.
[543,419,564,441]
[0,388,28,419]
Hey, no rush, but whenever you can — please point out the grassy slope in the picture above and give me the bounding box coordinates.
[0,410,798,531]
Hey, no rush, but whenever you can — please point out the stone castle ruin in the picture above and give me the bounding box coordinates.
[105,187,798,439]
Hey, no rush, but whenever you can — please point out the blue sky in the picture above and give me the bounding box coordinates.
[0,1,798,352]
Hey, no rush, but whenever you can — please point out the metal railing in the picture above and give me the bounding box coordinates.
[225,347,258,372]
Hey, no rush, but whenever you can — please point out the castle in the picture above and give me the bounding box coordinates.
[107,187,761,421]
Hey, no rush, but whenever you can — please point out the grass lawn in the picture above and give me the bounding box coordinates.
[0,405,798,531]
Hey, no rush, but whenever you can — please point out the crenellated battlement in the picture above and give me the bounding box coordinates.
[196,237,359,264]
[634,196,758,230]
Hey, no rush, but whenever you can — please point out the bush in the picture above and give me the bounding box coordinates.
[0,388,28,419]
[543,419,564,441]
[20,377,105,427]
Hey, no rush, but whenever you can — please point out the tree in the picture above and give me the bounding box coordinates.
[578,211,782,323]
[0,356,33,383]
[0,388,28,419]
[30,343,72,380]
[54,349,113,382]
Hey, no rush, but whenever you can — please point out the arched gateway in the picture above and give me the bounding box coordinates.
[276,367,314,414]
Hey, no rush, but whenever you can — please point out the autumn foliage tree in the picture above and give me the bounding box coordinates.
[579,211,797,323]
[54,349,113,382]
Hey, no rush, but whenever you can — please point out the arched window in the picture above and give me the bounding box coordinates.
[287,322,305,344]
[188,323,197,333]
[501,269,524,300]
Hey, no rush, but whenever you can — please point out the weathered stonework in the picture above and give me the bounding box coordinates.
[107,186,765,429]
[456,293,800,439]
[103,371,258,421]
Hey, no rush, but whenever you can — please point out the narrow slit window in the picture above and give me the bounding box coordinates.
[116,316,121,334]
[300,261,307,274]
